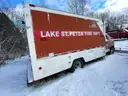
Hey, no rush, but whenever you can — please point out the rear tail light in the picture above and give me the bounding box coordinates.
[39,67,42,70]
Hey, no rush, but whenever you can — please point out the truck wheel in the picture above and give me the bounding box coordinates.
[110,47,115,54]
[69,59,84,73]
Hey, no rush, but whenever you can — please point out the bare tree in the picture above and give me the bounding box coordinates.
[0,1,28,63]
[115,14,128,30]
[67,0,90,16]
[94,10,110,23]
[94,10,128,31]
[0,10,27,62]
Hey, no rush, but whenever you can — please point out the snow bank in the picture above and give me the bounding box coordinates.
[114,40,128,51]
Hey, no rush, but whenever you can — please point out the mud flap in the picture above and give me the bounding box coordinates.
[27,61,34,84]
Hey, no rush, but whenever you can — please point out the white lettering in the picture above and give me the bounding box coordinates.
[61,31,65,37]
[87,32,92,36]
[84,32,87,36]
[56,31,59,37]
[75,32,78,36]
[40,31,46,38]
[93,32,100,36]
[50,31,56,37]
[72,32,75,36]
[69,31,72,36]
[40,31,97,38]
[81,32,84,36]
[78,32,81,36]
[65,31,68,36]
[46,31,51,37]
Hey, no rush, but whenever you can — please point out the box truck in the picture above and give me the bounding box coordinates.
[23,3,107,84]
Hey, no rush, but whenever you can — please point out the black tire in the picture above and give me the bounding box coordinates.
[69,59,84,73]
[68,63,75,73]
[109,47,115,54]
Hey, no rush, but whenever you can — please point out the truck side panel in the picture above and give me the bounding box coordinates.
[24,4,106,82]
[31,10,105,59]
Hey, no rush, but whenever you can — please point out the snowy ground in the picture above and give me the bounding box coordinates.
[0,40,128,96]
[115,40,128,51]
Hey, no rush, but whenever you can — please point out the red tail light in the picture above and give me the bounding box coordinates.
[39,67,42,70]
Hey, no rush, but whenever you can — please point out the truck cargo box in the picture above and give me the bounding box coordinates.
[23,3,106,83]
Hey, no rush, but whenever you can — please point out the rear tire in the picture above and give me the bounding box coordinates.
[108,46,115,54]
[110,47,115,54]
[69,59,84,73]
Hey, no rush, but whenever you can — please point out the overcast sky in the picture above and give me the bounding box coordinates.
[0,0,128,12]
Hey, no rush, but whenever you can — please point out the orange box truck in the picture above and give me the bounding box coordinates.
[23,3,107,84]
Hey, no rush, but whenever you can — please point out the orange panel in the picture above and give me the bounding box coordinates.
[31,10,105,59]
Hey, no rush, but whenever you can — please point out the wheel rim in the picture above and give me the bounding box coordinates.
[74,61,81,69]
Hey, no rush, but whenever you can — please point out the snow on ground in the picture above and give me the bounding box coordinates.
[114,40,128,51]
[28,53,128,96]
[0,56,36,96]
[0,41,128,96]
